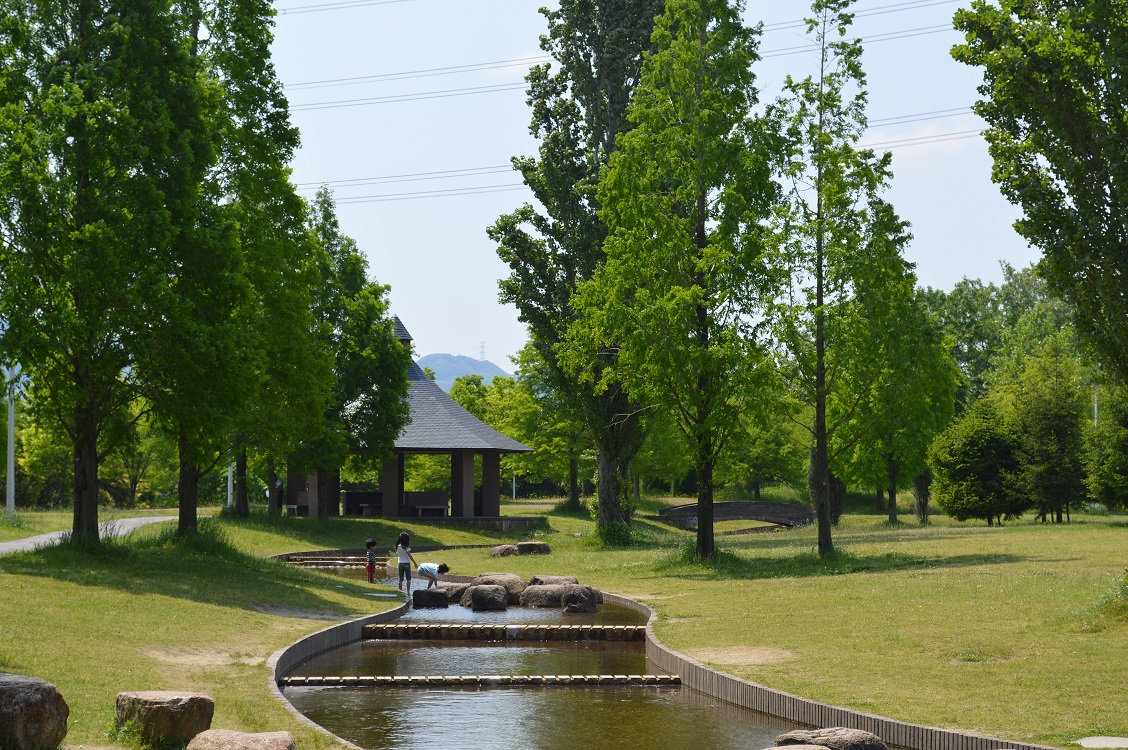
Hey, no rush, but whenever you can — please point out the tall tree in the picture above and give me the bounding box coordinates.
[767,0,912,555]
[301,189,411,519]
[488,0,664,539]
[0,0,212,542]
[952,0,1128,386]
[572,0,775,558]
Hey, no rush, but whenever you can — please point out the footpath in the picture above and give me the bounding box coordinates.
[0,515,177,555]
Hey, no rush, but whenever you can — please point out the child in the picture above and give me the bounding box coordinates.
[364,538,377,583]
[393,531,418,596]
[416,562,449,589]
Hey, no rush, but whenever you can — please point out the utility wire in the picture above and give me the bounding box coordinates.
[289,25,958,113]
[285,56,551,91]
[276,0,407,16]
[295,108,980,191]
[763,0,960,31]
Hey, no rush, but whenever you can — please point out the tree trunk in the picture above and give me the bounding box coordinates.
[72,400,100,544]
[177,432,200,537]
[887,456,899,524]
[875,487,885,512]
[753,479,761,502]
[633,473,640,506]
[235,448,249,518]
[567,456,579,509]
[696,449,715,559]
[316,469,329,520]
[596,451,629,530]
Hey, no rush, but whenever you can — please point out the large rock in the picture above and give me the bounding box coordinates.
[116,691,213,745]
[516,540,551,555]
[489,544,518,557]
[187,729,296,750]
[466,584,508,611]
[519,584,565,608]
[775,728,888,750]
[529,575,578,586]
[469,573,527,604]
[0,673,69,750]
[560,584,599,613]
[443,582,471,603]
[412,588,448,608]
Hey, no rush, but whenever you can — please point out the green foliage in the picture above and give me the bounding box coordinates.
[930,398,1025,524]
[489,0,662,535]
[574,0,775,559]
[1085,381,1128,510]
[952,0,1128,386]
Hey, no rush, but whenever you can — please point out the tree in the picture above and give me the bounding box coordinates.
[1005,333,1087,522]
[930,398,1025,525]
[489,0,663,539]
[0,0,214,543]
[837,290,959,524]
[1086,380,1128,510]
[572,0,775,558]
[952,0,1128,387]
[300,189,411,518]
[921,278,1000,408]
[767,0,914,555]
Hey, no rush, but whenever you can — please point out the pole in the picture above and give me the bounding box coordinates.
[1094,384,1099,428]
[511,474,516,502]
[226,461,234,508]
[6,372,14,519]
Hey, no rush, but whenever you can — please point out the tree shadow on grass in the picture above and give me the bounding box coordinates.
[651,542,1027,581]
[0,520,392,618]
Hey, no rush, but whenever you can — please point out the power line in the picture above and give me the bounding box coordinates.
[761,23,953,58]
[334,183,527,204]
[276,0,408,16]
[289,82,527,112]
[860,128,984,149]
[763,0,961,31]
[285,56,551,91]
[868,106,973,128]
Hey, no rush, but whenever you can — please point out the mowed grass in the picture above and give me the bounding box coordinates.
[1,501,1125,749]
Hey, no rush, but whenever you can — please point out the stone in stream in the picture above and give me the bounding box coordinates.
[529,575,579,586]
[775,728,889,750]
[467,584,508,611]
[0,673,69,750]
[560,584,599,613]
[187,729,296,750]
[443,582,471,603]
[115,691,214,745]
[468,573,527,604]
[412,588,448,608]
[518,584,565,608]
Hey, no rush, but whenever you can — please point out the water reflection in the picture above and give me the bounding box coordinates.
[284,684,789,750]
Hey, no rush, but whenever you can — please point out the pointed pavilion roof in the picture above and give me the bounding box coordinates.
[391,317,531,454]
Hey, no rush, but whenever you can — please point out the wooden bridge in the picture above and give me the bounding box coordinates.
[657,501,814,529]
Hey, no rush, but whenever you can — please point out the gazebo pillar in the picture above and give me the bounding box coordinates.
[450,449,476,517]
[481,451,501,517]
[380,456,400,517]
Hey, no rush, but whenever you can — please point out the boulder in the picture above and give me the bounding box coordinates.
[529,575,578,586]
[115,691,214,745]
[489,544,518,557]
[775,728,888,750]
[466,584,508,611]
[519,584,565,608]
[443,582,471,603]
[560,584,598,613]
[516,540,551,555]
[187,730,296,750]
[469,573,527,604]
[0,673,69,750]
[412,588,448,609]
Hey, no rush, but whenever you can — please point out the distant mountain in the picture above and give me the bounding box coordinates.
[415,353,512,392]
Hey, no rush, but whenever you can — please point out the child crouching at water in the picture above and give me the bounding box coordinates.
[417,562,449,588]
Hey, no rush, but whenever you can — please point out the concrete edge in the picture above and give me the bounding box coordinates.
[604,592,1060,750]
[266,571,1061,750]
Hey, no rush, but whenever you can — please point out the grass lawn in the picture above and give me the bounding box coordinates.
[0,508,188,543]
[1,500,1124,750]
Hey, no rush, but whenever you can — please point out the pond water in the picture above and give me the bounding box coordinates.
[284,572,800,749]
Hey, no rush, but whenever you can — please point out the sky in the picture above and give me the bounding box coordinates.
[269,0,1041,368]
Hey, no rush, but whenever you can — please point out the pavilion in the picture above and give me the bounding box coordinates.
[359,317,531,518]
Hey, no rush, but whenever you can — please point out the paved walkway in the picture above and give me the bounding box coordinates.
[0,515,177,555]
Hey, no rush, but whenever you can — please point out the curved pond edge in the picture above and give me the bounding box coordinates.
[266,570,1059,750]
